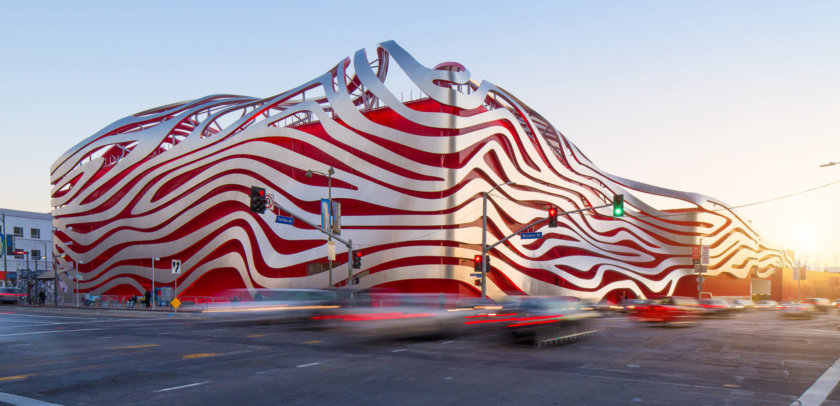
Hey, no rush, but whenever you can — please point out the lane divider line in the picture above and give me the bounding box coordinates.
[153,381,212,393]
[0,374,35,382]
[296,362,321,368]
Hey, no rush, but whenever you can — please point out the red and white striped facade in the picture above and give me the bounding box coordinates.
[50,41,793,301]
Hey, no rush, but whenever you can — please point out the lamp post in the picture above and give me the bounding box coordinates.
[481,181,515,301]
[151,257,160,309]
[306,166,336,288]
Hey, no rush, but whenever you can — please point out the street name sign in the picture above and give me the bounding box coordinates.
[520,232,543,239]
[470,273,482,277]
[275,215,294,225]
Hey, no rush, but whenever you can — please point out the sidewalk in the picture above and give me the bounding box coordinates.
[5,303,204,319]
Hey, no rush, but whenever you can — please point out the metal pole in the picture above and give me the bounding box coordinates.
[75,262,79,307]
[797,260,802,303]
[328,169,333,288]
[348,239,353,287]
[151,258,155,310]
[480,181,515,301]
[2,213,6,287]
[26,253,30,304]
[481,192,488,301]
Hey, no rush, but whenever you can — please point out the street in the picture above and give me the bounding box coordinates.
[0,308,839,406]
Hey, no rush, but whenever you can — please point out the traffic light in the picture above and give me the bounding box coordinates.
[612,194,624,217]
[352,251,362,269]
[548,207,558,228]
[474,254,482,271]
[250,186,267,213]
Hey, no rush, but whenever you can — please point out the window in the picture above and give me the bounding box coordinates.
[13,227,23,237]
[31,229,40,239]
[31,249,41,259]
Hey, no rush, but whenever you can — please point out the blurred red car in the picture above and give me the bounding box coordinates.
[632,296,701,326]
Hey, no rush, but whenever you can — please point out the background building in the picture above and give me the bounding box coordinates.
[1,208,53,287]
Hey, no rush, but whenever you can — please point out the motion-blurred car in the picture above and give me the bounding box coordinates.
[731,299,755,311]
[802,298,833,313]
[699,299,737,318]
[834,299,840,311]
[314,293,470,339]
[754,300,779,310]
[621,299,655,315]
[199,288,341,323]
[779,302,817,319]
[0,287,23,305]
[504,296,601,345]
[632,296,701,326]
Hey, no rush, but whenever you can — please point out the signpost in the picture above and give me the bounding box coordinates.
[327,241,336,261]
[700,245,710,266]
[171,259,181,303]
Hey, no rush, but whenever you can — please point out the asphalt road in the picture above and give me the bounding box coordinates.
[1,307,839,406]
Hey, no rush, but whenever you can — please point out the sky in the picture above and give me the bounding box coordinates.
[1,0,838,266]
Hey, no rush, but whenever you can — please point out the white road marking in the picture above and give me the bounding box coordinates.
[256,368,283,375]
[8,343,32,347]
[0,313,100,320]
[153,381,212,393]
[392,349,407,353]
[0,391,62,406]
[442,341,454,344]
[1,318,137,328]
[296,362,320,368]
[795,358,840,406]
[0,328,105,337]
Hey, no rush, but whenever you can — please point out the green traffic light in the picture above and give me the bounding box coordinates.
[612,194,624,217]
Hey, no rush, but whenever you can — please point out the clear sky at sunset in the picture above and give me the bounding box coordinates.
[1,1,838,265]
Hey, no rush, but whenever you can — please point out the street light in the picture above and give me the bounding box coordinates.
[151,257,160,309]
[306,166,336,287]
[481,181,516,301]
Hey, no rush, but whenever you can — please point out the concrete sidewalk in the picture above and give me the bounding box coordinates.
[3,304,204,319]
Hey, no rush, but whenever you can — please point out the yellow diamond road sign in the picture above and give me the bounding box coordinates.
[171,297,181,310]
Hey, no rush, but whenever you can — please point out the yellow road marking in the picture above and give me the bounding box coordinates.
[182,353,220,360]
[723,384,740,388]
[247,334,266,338]
[303,340,321,344]
[109,344,160,350]
[0,374,34,381]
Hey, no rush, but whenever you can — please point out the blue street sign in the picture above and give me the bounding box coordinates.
[275,215,294,225]
[520,232,543,239]
[470,273,482,278]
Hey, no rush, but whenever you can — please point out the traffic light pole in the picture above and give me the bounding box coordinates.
[481,201,615,301]
[274,204,355,287]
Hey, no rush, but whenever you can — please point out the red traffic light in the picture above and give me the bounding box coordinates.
[355,251,362,258]
[259,189,265,196]
[548,207,557,216]
[474,254,482,263]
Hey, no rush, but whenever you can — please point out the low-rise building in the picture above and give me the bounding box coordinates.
[1,208,53,287]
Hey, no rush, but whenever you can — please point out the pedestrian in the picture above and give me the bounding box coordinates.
[144,290,151,308]
[39,290,46,305]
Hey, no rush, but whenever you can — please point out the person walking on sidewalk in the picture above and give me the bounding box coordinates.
[144,290,151,308]
[39,290,46,305]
